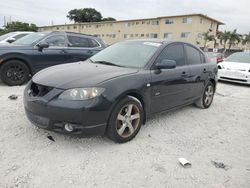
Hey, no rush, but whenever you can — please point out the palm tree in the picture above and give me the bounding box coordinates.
[202,31,215,48]
[218,31,231,52]
[227,29,241,50]
[242,32,250,49]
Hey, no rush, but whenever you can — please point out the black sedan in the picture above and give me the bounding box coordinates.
[0,31,106,86]
[24,40,217,143]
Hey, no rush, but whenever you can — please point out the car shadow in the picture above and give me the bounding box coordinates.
[219,80,250,88]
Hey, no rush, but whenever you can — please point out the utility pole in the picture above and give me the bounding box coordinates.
[3,16,6,27]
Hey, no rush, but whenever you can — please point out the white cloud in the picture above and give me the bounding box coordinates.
[0,0,249,33]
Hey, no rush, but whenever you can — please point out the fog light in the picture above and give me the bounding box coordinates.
[64,123,74,132]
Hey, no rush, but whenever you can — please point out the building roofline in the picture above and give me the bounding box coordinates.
[39,13,224,28]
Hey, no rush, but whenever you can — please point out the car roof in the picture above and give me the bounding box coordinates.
[47,31,97,38]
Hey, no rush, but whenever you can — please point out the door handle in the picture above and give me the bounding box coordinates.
[60,50,67,54]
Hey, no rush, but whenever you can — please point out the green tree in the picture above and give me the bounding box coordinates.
[202,31,215,48]
[218,31,231,52]
[5,21,38,32]
[242,32,250,49]
[102,17,116,21]
[227,29,241,50]
[67,8,103,23]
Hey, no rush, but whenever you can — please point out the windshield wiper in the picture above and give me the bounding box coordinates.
[92,60,124,67]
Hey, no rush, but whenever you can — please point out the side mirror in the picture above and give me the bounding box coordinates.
[37,42,49,51]
[156,59,176,69]
[7,37,16,43]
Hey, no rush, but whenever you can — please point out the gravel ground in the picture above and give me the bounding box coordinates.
[0,81,250,188]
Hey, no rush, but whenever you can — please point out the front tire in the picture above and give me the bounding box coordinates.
[107,96,143,143]
[195,81,215,109]
[0,60,30,86]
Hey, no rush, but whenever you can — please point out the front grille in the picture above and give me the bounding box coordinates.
[220,77,247,82]
[30,82,53,97]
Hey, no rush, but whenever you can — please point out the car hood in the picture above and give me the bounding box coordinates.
[219,61,250,71]
[32,60,139,89]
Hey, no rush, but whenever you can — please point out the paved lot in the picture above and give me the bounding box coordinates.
[0,81,249,188]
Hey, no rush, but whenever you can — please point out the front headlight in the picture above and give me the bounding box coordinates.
[58,87,105,100]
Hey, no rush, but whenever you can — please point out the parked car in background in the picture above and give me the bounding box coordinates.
[24,40,217,143]
[0,31,106,86]
[0,31,33,44]
[205,52,224,63]
[218,52,250,84]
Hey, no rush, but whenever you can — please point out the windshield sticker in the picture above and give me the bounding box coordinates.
[143,42,161,47]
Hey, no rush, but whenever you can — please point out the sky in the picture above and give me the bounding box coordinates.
[0,0,249,34]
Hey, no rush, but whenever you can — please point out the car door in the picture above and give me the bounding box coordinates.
[184,44,209,99]
[65,34,100,62]
[31,34,71,71]
[150,43,193,114]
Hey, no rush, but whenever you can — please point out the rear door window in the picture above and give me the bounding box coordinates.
[185,45,202,65]
[89,39,100,47]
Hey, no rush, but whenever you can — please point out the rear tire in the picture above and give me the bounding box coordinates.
[0,60,30,86]
[195,81,215,109]
[107,96,143,143]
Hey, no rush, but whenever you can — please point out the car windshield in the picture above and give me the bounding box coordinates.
[13,33,46,45]
[90,41,161,68]
[0,32,16,41]
[226,52,250,63]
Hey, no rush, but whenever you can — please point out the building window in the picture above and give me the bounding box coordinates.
[142,21,145,24]
[130,34,134,37]
[136,21,139,25]
[181,32,191,38]
[67,26,70,29]
[73,26,77,29]
[135,34,138,37]
[152,20,159,25]
[56,27,59,30]
[141,34,144,37]
[164,33,173,39]
[102,34,104,37]
[200,18,203,24]
[150,33,158,38]
[210,22,213,29]
[112,34,116,38]
[124,34,129,38]
[165,19,174,24]
[183,17,192,24]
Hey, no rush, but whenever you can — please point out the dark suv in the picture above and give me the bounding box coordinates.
[0,31,106,85]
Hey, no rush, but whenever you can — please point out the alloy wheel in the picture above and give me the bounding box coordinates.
[116,104,141,138]
[6,65,25,82]
[204,85,214,106]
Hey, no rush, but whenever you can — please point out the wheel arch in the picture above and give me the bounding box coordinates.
[109,90,147,126]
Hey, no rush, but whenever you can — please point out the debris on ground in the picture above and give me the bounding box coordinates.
[148,134,151,137]
[215,92,225,97]
[211,160,230,170]
[8,94,18,100]
[178,158,191,168]
[47,134,55,142]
